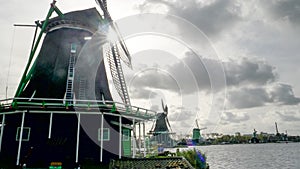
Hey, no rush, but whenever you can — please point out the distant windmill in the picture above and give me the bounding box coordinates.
[275,122,280,136]
[192,119,207,143]
[149,100,175,147]
[150,99,172,133]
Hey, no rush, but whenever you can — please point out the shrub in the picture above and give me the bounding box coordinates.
[177,148,208,169]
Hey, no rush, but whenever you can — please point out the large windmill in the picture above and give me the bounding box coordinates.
[0,1,156,168]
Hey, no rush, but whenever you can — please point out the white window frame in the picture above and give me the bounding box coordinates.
[16,127,31,141]
[98,128,110,141]
[122,129,130,141]
[70,43,77,53]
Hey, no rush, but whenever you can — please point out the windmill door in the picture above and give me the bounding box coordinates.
[122,128,131,157]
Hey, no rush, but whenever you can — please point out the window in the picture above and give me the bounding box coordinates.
[122,129,130,141]
[84,36,92,40]
[16,127,31,141]
[70,43,77,53]
[47,137,68,146]
[98,128,110,141]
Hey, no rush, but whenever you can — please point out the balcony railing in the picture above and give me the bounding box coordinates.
[0,97,156,119]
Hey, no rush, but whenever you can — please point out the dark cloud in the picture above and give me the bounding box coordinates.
[129,87,157,99]
[227,83,300,109]
[127,51,220,95]
[225,58,278,86]
[167,52,212,92]
[138,0,241,36]
[127,50,211,95]
[129,51,277,93]
[168,109,195,122]
[221,111,250,124]
[129,69,180,92]
[261,0,300,25]
[276,111,300,122]
[128,50,300,109]
[270,83,300,105]
[227,87,272,109]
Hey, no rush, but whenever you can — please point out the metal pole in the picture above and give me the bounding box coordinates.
[143,122,146,157]
[138,122,141,155]
[119,116,122,159]
[0,114,5,152]
[100,113,104,162]
[30,24,39,53]
[48,112,53,139]
[76,113,80,163]
[132,119,136,158]
[13,24,36,27]
[16,112,25,166]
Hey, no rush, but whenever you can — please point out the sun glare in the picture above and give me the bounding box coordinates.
[106,27,119,43]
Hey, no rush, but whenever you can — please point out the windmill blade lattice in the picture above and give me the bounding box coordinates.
[113,22,132,68]
[96,0,132,67]
[106,43,131,105]
[96,0,132,105]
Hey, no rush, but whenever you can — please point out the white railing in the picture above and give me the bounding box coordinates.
[0,97,156,119]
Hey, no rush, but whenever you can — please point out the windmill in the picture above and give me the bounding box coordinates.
[149,100,175,147]
[150,100,172,134]
[275,122,280,136]
[192,119,207,143]
[0,1,158,167]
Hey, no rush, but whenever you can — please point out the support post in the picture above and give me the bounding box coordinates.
[143,122,146,157]
[132,119,136,158]
[48,112,53,139]
[0,114,5,152]
[100,113,104,162]
[119,116,122,159]
[76,113,80,163]
[138,122,141,155]
[16,112,25,166]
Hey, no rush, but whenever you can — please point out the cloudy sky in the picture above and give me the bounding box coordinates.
[0,0,300,136]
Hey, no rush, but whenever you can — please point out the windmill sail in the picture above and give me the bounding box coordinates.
[96,0,132,66]
[106,43,131,105]
[111,22,132,68]
[96,0,132,105]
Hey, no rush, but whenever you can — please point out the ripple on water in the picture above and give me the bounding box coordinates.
[193,143,300,169]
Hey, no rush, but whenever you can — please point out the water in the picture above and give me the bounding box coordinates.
[194,143,300,169]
